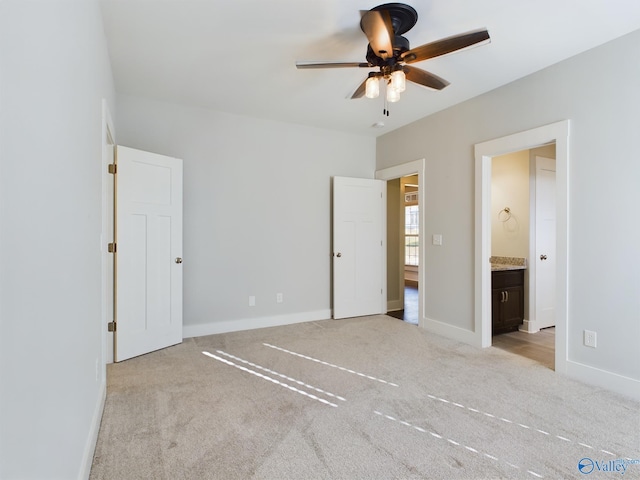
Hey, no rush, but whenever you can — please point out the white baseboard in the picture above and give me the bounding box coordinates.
[565,360,640,401]
[183,309,332,339]
[387,299,403,312]
[78,380,106,480]
[519,319,540,333]
[421,316,478,346]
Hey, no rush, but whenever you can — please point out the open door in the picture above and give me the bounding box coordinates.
[114,146,183,362]
[332,176,385,319]
[534,156,556,329]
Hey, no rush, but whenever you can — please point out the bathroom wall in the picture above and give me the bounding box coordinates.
[491,150,530,258]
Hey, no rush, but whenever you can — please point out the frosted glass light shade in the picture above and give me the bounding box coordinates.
[365,77,379,99]
[386,84,400,103]
[390,70,406,92]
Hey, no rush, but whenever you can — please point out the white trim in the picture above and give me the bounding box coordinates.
[422,316,478,345]
[520,319,540,334]
[379,181,388,317]
[387,299,403,312]
[182,309,332,338]
[566,361,640,401]
[78,380,106,480]
[376,159,425,327]
[474,120,570,377]
[101,99,115,364]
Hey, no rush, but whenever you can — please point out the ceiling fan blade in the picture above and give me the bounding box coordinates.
[360,9,394,59]
[403,66,450,90]
[351,77,369,99]
[296,61,371,69]
[400,28,490,64]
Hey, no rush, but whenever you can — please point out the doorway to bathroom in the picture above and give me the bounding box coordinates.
[474,120,569,375]
[489,146,557,369]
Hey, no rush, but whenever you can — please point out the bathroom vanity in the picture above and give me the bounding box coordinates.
[490,257,526,334]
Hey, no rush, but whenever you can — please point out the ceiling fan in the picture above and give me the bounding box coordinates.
[296,3,490,113]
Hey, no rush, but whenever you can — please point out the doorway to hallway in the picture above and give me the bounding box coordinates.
[387,285,418,324]
[376,159,425,327]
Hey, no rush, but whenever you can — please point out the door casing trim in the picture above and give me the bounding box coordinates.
[474,120,570,374]
[376,159,425,327]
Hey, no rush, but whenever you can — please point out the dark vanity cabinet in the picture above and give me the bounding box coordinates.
[491,269,524,334]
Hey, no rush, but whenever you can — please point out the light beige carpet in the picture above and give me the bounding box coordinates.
[90,316,640,479]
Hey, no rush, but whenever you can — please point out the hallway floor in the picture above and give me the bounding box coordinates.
[387,285,418,325]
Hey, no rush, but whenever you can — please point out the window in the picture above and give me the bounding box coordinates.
[405,205,419,266]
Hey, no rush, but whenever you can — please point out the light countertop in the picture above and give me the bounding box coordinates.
[490,256,527,272]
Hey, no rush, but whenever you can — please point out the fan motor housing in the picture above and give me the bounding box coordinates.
[366,35,410,66]
[370,3,418,35]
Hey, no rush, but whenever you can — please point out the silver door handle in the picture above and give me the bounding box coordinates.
[505,291,509,302]
[501,291,505,303]
[175,257,183,264]
[540,254,547,260]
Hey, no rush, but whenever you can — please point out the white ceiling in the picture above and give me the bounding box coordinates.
[100,0,640,137]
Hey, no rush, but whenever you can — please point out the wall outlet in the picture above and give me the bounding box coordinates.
[249,296,256,307]
[584,330,597,348]
[432,234,443,246]
[276,293,283,303]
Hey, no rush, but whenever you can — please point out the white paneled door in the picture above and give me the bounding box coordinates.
[535,156,556,329]
[332,176,385,319]
[115,146,183,362]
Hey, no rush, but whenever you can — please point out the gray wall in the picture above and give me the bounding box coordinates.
[0,1,115,478]
[115,95,376,336]
[377,29,640,393]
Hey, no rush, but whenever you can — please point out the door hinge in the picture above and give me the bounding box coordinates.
[108,163,117,174]
[107,321,116,332]
[107,242,117,253]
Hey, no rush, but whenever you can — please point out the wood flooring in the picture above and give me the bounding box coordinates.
[492,327,555,370]
[386,285,418,325]
[388,286,555,370]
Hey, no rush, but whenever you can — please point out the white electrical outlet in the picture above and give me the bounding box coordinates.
[584,330,597,348]
[249,296,256,307]
[276,293,283,303]
[432,234,443,246]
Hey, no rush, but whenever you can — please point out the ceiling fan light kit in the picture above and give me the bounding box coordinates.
[390,68,406,92]
[365,75,380,98]
[296,2,491,116]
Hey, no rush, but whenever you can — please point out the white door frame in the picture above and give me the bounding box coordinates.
[101,99,115,365]
[376,158,425,327]
[474,120,569,374]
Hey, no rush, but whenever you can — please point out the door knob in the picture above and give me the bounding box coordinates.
[540,254,547,260]
[336,252,342,258]
[175,257,183,264]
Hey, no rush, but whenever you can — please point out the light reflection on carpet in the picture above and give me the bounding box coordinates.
[263,342,399,387]
[202,351,339,407]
